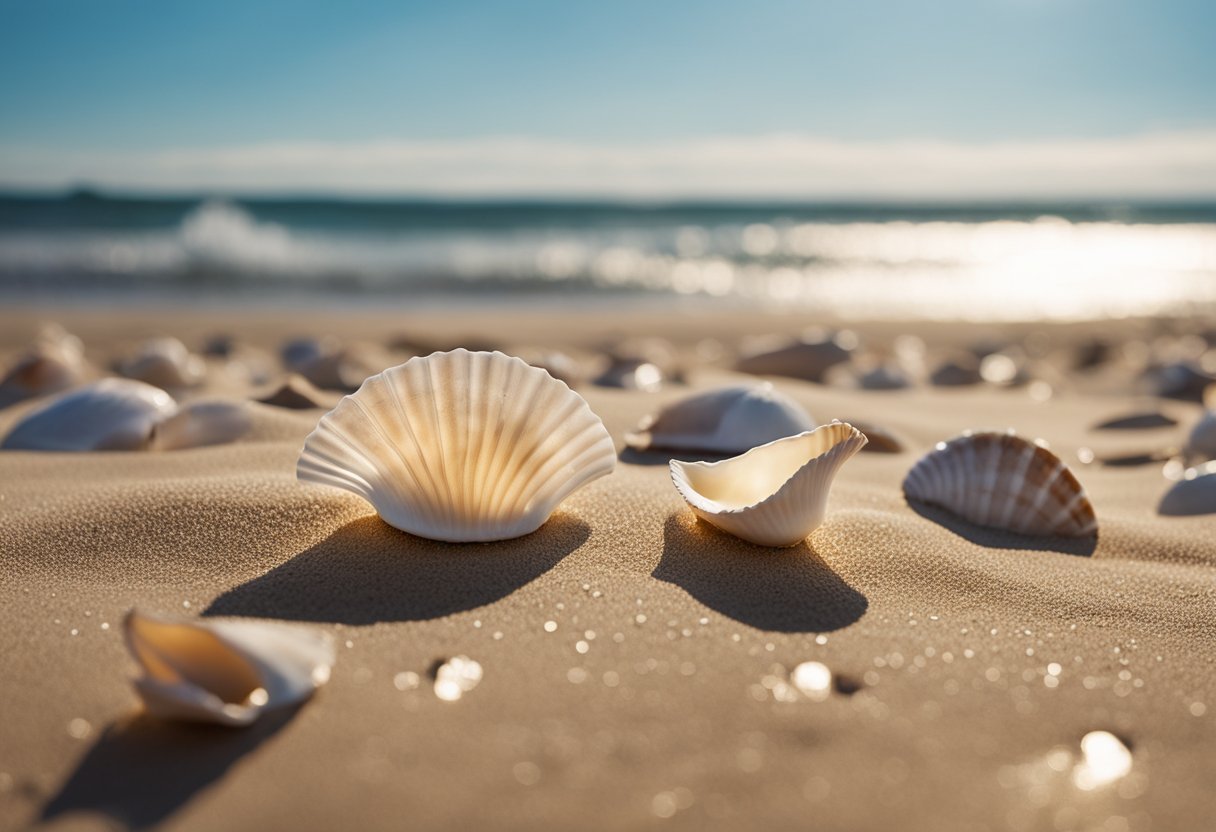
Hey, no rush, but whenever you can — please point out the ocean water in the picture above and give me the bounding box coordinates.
[2,193,1215,320]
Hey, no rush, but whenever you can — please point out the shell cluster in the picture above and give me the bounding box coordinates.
[903,430,1098,538]
[670,421,868,547]
[298,349,615,542]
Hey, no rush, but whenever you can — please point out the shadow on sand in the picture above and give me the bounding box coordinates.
[656,513,867,633]
[618,447,732,467]
[907,501,1098,556]
[205,513,590,624]
[40,710,295,830]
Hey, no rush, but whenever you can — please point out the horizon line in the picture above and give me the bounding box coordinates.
[2,129,1216,201]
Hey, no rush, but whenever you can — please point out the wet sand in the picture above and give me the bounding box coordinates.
[1,305,1214,832]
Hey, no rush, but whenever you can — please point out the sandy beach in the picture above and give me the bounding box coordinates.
[0,305,1213,832]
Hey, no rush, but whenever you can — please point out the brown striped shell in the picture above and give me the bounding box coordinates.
[903,430,1097,538]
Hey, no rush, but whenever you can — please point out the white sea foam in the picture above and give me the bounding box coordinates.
[1,201,1215,319]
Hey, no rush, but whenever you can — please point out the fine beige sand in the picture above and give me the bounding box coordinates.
[1,306,1214,832]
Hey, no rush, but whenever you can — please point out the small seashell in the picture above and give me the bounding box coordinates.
[625,383,814,455]
[735,331,855,383]
[669,421,867,547]
[903,430,1098,538]
[119,337,205,389]
[283,338,385,391]
[1158,462,1216,516]
[1183,410,1216,465]
[257,374,333,409]
[855,362,912,390]
[124,610,334,727]
[0,327,87,399]
[2,379,176,451]
[150,400,252,451]
[297,349,616,542]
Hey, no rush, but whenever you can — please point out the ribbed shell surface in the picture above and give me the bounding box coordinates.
[297,349,616,542]
[669,422,868,547]
[903,431,1097,537]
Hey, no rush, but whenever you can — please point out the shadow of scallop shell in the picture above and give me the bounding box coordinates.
[625,383,814,455]
[297,349,616,542]
[124,610,334,727]
[1158,462,1216,516]
[2,379,176,451]
[118,338,205,389]
[903,430,1097,538]
[669,421,867,547]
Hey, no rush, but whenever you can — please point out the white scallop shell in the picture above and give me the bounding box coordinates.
[1158,461,1216,516]
[903,430,1098,537]
[297,349,616,542]
[2,379,176,451]
[124,610,334,727]
[669,421,867,547]
[151,400,252,451]
[119,337,205,388]
[626,383,815,455]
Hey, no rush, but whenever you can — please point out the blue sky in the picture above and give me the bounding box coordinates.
[1,0,1213,196]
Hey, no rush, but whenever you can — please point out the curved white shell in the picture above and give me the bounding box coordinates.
[297,349,616,542]
[903,430,1098,537]
[2,379,176,451]
[119,337,205,388]
[1183,411,1216,465]
[124,610,334,727]
[626,383,814,455]
[669,421,867,547]
[151,400,252,451]
[1158,461,1216,516]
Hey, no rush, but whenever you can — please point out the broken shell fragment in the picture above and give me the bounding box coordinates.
[903,430,1098,538]
[124,610,334,727]
[669,421,867,547]
[625,383,815,455]
[2,379,176,451]
[297,349,616,542]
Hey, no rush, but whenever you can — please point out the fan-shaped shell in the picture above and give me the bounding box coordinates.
[669,421,867,547]
[124,610,334,727]
[626,383,814,455]
[903,430,1097,537]
[119,337,205,388]
[297,349,616,542]
[2,379,176,451]
[1158,461,1216,516]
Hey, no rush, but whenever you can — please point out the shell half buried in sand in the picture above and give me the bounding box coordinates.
[903,430,1098,538]
[1158,461,1216,516]
[669,421,868,547]
[1,378,177,451]
[124,610,335,727]
[625,383,815,455]
[296,349,616,542]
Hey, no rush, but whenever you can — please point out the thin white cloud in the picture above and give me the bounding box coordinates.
[2,130,1215,198]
